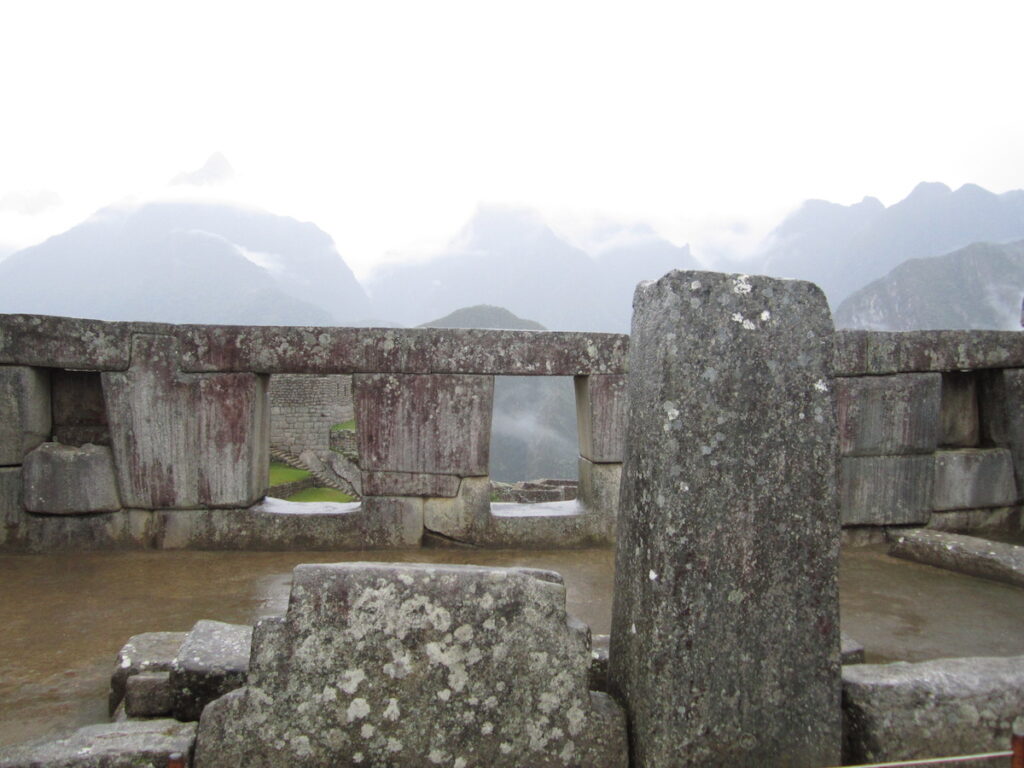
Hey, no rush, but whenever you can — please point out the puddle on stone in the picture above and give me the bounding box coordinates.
[2,545,1024,748]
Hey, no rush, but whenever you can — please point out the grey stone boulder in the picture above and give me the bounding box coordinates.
[170,620,252,722]
[609,271,841,768]
[842,655,1024,764]
[125,672,174,718]
[890,528,1024,588]
[194,562,627,767]
[0,719,195,768]
[23,443,121,515]
[109,631,187,715]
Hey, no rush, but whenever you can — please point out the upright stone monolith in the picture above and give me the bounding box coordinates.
[609,271,841,767]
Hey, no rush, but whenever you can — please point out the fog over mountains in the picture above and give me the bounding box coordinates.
[0,201,372,326]
[2,181,1024,332]
[367,206,696,332]
[758,182,1024,306]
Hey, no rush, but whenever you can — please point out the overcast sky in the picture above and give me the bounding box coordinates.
[1,0,1022,278]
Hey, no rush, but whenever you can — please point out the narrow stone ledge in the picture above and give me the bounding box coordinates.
[889,528,1024,587]
[842,655,1024,764]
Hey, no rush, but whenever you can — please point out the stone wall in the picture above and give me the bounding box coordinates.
[268,373,352,455]
[835,330,1024,535]
[0,314,628,551]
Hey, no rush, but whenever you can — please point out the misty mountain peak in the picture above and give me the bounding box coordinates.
[171,152,235,186]
[451,205,563,253]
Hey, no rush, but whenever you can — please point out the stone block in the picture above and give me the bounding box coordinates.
[841,455,934,525]
[125,671,174,717]
[0,468,21,531]
[890,528,1024,588]
[193,563,627,767]
[933,448,1018,510]
[940,371,979,447]
[979,367,1024,492]
[50,369,110,446]
[842,655,1024,764]
[0,366,50,465]
[837,373,940,456]
[0,719,196,768]
[22,442,121,514]
[361,471,461,497]
[109,631,188,714]
[574,374,627,462]
[834,329,1024,376]
[576,457,621,520]
[177,323,629,375]
[609,271,841,768]
[422,476,491,541]
[354,373,493,475]
[103,335,268,509]
[170,620,252,722]
[0,313,133,370]
[2,509,159,552]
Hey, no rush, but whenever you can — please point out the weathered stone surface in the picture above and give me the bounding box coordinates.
[194,563,627,768]
[361,471,461,498]
[841,455,934,525]
[574,374,627,462]
[610,271,841,768]
[0,366,50,465]
[22,442,121,514]
[0,468,21,532]
[577,457,621,519]
[1,509,159,552]
[103,335,268,509]
[842,655,1024,764]
[50,369,110,446]
[354,373,493,476]
[979,368,1024,492]
[125,671,174,717]
[170,620,252,721]
[890,528,1024,588]
[841,632,866,665]
[836,373,940,456]
[486,501,615,548]
[0,719,196,768]
[177,324,630,375]
[834,329,1024,376]
[110,631,188,714]
[940,371,979,447]
[933,448,1018,510]
[422,476,491,542]
[0,313,133,370]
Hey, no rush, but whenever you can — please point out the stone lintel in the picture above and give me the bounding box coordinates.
[835,330,1024,376]
[0,314,627,374]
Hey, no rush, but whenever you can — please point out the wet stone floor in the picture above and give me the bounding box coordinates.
[2,545,1024,748]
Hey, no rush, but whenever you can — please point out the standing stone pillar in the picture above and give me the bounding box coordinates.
[574,374,626,521]
[609,271,840,767]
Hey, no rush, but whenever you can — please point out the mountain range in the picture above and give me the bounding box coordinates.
[367,205,697,332]
[757,182,1024,306]
[3,181,1024,332]
[834,240,1024,330]
[0,201,373,325]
